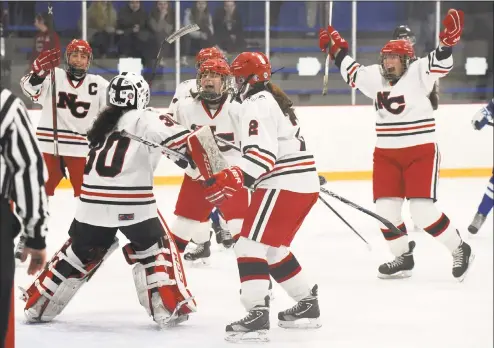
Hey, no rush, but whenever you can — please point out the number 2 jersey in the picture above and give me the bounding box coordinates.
[233,90,319,193]
[20,67,109,157]
[75,108,190,227]
[338,46,453,149]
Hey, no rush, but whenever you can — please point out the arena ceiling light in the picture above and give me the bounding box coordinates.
[465,57,488,76]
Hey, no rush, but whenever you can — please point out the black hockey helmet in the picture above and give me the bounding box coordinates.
[392,25,416,46]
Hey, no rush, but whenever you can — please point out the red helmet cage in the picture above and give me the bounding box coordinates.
[65,39,93,78]
[195,47,225,68]
[380,40,415,81]
[230,52,271,85]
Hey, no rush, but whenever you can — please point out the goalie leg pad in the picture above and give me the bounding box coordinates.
[123,229,196,328]
[20,237,118,322]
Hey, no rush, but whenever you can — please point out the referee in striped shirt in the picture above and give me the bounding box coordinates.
[1,87,49,344]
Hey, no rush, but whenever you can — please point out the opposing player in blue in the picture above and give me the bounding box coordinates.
[468,99,494,234]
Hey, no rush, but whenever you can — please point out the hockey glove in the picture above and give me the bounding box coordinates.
[472,105,493,130]
[319,26,349,60]
[32,48,61,77]
[439,9,464,47]
[203,166,244,206]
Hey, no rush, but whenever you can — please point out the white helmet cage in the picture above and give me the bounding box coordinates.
[107,72,150,110]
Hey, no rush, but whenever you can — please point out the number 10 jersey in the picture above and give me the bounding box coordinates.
[75,108,190,227]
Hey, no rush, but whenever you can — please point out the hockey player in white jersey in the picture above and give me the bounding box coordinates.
[167,46,233,250]
[318,9,473,281]
[196,52,321,342]
[20,39,109,198]
[170,58,246,262]
[20,72,196,328]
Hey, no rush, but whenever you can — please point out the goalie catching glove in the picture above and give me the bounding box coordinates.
[204,166,244,206]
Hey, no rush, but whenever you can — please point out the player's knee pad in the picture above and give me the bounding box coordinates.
[122,236,196,327]
[409,198,439,228]
[375,198,405,228]
[171,216,209,251]
[20,237,118,322]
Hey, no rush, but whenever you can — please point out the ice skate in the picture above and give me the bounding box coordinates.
[278,284,321,329]
[225,297,270,343]
[467,213,487,235]
[212,220,234,248]
[378,241,415,279]
[452,241,475,282]
[184,241,211,265]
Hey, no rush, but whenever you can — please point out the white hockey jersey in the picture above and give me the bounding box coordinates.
[233,91,319,193]
[20,67,109,157]
[175,94,242,167]
[340,47,453,149]
[75,108,190,227]
[167,79,197,118]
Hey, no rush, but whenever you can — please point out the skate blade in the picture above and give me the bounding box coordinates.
[377,270,412,279]
[278,317,322,329]
[225,330,269,343]
[156,296,196,328]
[456,253,475,283]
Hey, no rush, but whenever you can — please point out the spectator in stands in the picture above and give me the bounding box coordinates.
[86,1,117,58]
[116,0,153,66]
[213,1,245,54]
[29,12,60,66]
[182,1,214,65]
[148,1,175,66]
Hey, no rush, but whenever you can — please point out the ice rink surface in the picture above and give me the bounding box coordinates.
[13,178,493,348]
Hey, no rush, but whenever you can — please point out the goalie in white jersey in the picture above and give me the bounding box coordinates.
[196,52,321,342]
[20,39,109,198]
[318,8,473,281]
[20,72,196,328]
[170,58,247,262]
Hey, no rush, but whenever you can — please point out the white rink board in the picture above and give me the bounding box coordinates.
[27,104,493,176]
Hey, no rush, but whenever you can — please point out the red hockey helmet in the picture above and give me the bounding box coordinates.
[230,52,271,87]
[380,39,415,81]
[65,39,93,79]
[195,47,225,69]
[196,58,232,102]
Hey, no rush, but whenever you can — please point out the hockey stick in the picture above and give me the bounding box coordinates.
[119,129,191,168]
[48,2,59,156]
[317,176,371,249]
[322,1,333,96]
[149,24,200,88]
[318,186,404,236]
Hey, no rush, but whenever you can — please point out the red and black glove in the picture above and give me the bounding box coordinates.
[318,25,349,60]
[203,166,244,206]
[439,9,464,47]
[32,48,61,77]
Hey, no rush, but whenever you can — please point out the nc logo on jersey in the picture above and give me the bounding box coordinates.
[57,92,91,118]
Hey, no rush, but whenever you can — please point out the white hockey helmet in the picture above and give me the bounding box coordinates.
[107,72,150,110]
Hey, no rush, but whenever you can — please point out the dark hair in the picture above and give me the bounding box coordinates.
[36,12,54,32]
[265,82,298,124]
[87,105,127,148]
[151,1,173,22]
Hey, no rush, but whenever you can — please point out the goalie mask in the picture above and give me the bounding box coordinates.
[379,40,415,82]
[65,39,93,79]
[196,58,232,102]
[107,72,150,110]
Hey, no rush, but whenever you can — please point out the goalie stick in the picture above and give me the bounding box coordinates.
[204,135,404,237]
[119,129,191,168]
